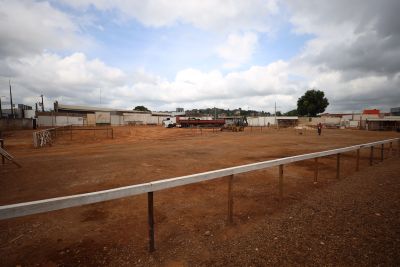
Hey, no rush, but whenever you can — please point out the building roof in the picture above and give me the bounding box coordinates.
[363,109,380,115]
[56,103,150,114]
[320,113,356,118]
[276,116,299,120]
[367,116,400,122]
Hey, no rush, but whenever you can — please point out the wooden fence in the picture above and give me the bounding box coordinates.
[1,138,399,252]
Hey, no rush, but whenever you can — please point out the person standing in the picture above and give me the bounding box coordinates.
[317,122,322,136]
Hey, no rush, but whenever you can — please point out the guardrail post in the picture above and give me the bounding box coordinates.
[227,175,234,224]
[356,149,360,171]
[0,139,4,164]
[148,192,155,252]
[369,146,374,166]
[398,139,400,157]
[279,165,283,201]
[314,158,318,183]
[380,144,384,162]
[336,153,341,179]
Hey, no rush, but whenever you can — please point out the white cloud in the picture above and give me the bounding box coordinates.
[59,0,279,32]
[0,50,301,112]
[1,52,125,109]
[217,32,259,68]
[1,0,399,114]
[0,0,90,58]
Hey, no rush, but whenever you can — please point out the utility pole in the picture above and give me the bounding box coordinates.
[214,107,217,119]
[100,88,102,105]
[40,94,44,112]
[0,96,4,118]
[9,80,14,118]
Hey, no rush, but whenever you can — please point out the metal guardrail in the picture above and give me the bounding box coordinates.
[33,125,114,147]
[0,137,399,251]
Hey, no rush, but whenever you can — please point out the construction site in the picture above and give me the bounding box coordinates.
[0,124,399,266]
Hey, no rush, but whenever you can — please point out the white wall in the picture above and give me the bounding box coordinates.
[95,112,111,124]
[111,115,123,125]
[247,117,276,126]
[38,115,84,127]
[87,114,96,126]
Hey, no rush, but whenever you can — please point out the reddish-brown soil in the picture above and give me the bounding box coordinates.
[0,126,399,266]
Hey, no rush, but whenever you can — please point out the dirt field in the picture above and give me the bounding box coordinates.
[0,126,399,266]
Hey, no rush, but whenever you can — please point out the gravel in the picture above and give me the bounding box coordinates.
[196,157,400,266]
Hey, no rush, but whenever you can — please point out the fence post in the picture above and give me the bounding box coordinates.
[0,139,4,164]
[314,157,318,183]
[148,192,155,252]
[279,165,283,201]
[398,139,400,157]
[369,146,374,166]
[112,128,114,139]
[389,142,393,157]
[356,149,360,171]
[380,144,384,162]
[227,175,234,224]
[336,153,341,179]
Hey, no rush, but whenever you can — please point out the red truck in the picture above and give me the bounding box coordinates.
[163,117,225,128]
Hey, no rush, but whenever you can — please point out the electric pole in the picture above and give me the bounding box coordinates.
[0,96,4,118]
[40,94,44,112]
[9,80,14,118]
[274,101,277,128]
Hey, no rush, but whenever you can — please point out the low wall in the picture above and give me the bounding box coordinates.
[37,115,84,127]
[0,118,33,131]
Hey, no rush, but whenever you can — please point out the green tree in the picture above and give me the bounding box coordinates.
[297,89,329,116]
[134,105,150,112]
[284,109,298,116]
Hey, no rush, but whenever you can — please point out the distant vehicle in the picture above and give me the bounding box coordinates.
[163,117,177,128]
[220,116,248,132]
[163,117,225,128]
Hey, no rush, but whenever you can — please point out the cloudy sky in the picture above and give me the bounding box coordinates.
[0,0,399,113]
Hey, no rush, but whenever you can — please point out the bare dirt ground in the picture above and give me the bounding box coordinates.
[0,126,399,266]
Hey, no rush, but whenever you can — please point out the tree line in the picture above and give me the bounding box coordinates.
[134,89,329,117]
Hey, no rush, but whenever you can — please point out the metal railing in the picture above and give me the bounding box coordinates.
[1,137,399,252]
[33,125,114,147]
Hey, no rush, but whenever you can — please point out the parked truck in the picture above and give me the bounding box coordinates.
[163,117,225,128]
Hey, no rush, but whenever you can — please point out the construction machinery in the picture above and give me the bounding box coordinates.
[220,116,248,132]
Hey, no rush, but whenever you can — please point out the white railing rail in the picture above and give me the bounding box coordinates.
[1,138,398,220]
[1,137,399,251]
